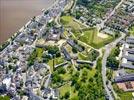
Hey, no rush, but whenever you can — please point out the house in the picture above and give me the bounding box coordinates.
[101,28,115,36]
[114,73,134,83]
[0,84,7,94]
[61,47,71,61]
[33,62,45,71]
[121,63,134,69]
[29,91,43,100]
[126,39,134,44]
[67,39,83,52]
[52,89,59,99]
[123,55,134,62]
[46,27,64,41]
[2,77,11,89]
[124,48,134,54]
[25,77,32,88]
[76,60,93,66]
[43,88,51,99]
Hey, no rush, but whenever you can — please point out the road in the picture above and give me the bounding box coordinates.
[102,33,126,100]
[108,80,118,99]
[103,0,124,23]
[45,74,51,88]
[98,0,124,30]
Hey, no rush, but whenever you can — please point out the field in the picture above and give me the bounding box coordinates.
[60,16,86,30]
[74,28,114,48]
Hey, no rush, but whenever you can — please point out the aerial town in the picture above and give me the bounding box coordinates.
[0,0,134,100]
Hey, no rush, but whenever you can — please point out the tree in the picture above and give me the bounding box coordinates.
[81,69,88,82]
[71,77,77,86]
[57,67,66,74]
[8,65,13,70]
[47,46,60,57]
[56,51,61,57]
[74,71,80,77]
[64,91,70,99]
[72,47,77,53]
[0,96,10,100]
[107,56,119,69]
[88,50,99,61]
[27,49,37,66]
[75,82,81,90]
[42,54,51,63]
[113,47,120,56]
[75,11,81,19]
[52,72,63,84]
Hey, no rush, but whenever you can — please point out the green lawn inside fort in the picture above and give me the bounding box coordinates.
[60,16,86,30]
[50,58,105,100]
[73,28,114,49]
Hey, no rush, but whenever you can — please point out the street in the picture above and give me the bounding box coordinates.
[102,33,126,100]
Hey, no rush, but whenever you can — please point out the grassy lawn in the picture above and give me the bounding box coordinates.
[57,68,96,99]
[78,29,94,43]
[63,30,68,37]
[119,92,133,100]
[129,26,134,36]
[59,83,78,99]
[51,57,105,99]
[55,57,65,65]
[79,68,96,83]
[51,58,104,99]
[77,28,114,48]
[48,59,54,72]
[86,68,96,79]
[47,57,65,72]
[78,52,88,60]
[60,73,71,81]
[60,16,86,30]
[59,84,71,97]
[36,48,43,58]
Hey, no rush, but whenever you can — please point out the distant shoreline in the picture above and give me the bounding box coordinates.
[0,0,55,44]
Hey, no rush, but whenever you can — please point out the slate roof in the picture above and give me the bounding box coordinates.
[121,63,134,69]
[114,73,134,83]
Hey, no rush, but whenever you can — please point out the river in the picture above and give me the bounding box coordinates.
[0,0,55,44]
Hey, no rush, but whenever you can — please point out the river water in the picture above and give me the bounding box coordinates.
[0,0,55,44]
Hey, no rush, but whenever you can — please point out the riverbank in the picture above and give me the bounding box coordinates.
[0,0,55,44]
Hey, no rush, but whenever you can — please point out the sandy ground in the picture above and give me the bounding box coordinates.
[117,81,134,91]
[97,32,109,39]
[36,39,45,45]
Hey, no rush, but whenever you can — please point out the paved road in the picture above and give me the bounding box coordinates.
[102,33,126,100]
[108,81,118,99]
[98,0,124,30]
[103,0,124,23]
[45,74,51,88]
